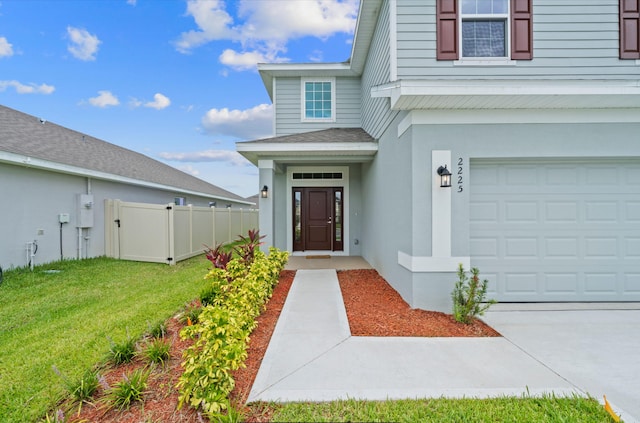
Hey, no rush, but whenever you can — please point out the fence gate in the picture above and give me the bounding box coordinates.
[105,200,259,265]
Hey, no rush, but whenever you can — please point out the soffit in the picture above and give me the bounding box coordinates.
[372,79,640,110]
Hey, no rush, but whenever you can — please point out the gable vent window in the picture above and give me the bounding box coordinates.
[292,172,343,180]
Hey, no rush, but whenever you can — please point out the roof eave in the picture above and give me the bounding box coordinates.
[0,151,254,206]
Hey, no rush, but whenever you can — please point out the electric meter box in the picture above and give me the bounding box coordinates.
[76,194,94,228]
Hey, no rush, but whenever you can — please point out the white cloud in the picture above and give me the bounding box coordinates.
[175,0,358,70]
[88,90,119,107]
[0,80,54,94]
[144,93,171,110]
[127,0,137,5]
[67,26,101,61]
[159,149,251,167]
[0,36,13,57]
[219,49,272,71]
[177,164,200,176]
[201,103,272,140]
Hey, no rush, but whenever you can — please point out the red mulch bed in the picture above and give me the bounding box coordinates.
[63,268,498,422]
[338,269,500,338]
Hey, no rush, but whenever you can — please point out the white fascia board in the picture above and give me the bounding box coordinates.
[237,142,378,154]
[399,108,640,134]
[259,63,356,98]
[374,79,640,105]
[0,151,252,206]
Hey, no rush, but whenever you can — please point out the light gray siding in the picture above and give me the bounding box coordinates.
[274,77,362,136]
[361,0,398,139]
[396,0,638,80]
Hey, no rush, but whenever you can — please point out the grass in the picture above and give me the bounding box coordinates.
[268,394,617,422]
[0,255,210,423]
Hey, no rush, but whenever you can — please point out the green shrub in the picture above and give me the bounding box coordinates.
[107,335,137,365]
[102,367,150,410]
[177,245,288,416]
[179,303,202,325]
[141,338,171,366]
[147,320,167,339]
[52,366,100,406]
[452,264,496,324]
[199,284,219,307]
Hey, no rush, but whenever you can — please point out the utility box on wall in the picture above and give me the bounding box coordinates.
[76,194,94,228]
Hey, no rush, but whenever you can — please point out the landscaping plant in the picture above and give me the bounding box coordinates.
[177,231,288,417]
[52,366,100,415]
[102,367,150,411]
[141,338,172,366]
[452,264,496,324]
[107,334,137,365]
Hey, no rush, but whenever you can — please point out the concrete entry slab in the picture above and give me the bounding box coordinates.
[285,255,372,270]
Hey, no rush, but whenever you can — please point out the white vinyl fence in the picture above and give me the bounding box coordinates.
[104,200,259,265]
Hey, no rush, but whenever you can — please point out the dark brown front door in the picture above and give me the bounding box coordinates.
[293,187,344,252]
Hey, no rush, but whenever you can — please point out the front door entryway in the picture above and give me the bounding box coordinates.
[293,187,344,252]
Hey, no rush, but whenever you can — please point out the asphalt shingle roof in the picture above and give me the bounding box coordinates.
[0,105,247,202]
[240,127,375,145]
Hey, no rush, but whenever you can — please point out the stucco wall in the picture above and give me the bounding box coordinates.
[0,163,250,270]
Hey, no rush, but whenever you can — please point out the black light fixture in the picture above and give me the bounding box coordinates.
[260,185,269,198]
[437,165,452,188]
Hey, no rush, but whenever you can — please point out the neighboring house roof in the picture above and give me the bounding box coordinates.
[0,104,250,204]
[237,127,378,165]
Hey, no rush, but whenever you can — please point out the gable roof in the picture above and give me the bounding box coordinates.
[237,127,377,165]
[0,104,250,204]
[257,0,382,100]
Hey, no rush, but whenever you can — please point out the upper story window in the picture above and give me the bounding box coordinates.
[436,0,533,61]
[461,0,508,58]
[302,78,335,122]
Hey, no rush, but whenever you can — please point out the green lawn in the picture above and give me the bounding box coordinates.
[268,395,617,422]
[0,257,619,423]
[0,256,210,423]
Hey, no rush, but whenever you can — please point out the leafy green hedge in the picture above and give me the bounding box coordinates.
[176,247,288,415]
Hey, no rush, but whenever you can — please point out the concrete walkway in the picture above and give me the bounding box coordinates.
[249,269,640,421]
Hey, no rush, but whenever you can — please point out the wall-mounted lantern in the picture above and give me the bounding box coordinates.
[261,185,269,198]
[437,165,452,188]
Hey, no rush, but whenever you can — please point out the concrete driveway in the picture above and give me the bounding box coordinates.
[483,304,640,423]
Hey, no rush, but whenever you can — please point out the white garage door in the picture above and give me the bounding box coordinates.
[470,159,640,302]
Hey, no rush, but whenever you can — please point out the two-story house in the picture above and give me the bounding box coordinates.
[237,0,640,311]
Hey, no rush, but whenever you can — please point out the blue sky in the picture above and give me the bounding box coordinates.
[0,0,358,197]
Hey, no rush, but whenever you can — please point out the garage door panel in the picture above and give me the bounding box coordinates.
[628,202,640,221]
[545,274,578,293]
[470,159,640,302]
[626,274,640,292]
[505,201,538,222]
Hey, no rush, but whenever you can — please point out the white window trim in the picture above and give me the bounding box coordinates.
[458,0,511,62]
[300,77,336,123]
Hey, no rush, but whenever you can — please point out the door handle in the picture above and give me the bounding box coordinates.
[327,216,332,224]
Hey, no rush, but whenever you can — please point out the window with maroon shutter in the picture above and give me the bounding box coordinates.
[436,0,533,61]
[620,0,640,59]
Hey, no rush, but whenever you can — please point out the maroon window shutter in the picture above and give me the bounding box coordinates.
[436,0,458,60]
[511,0,533,60]
[620,0,640,59]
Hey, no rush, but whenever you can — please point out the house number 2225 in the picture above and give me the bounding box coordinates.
[457,158,463,193]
